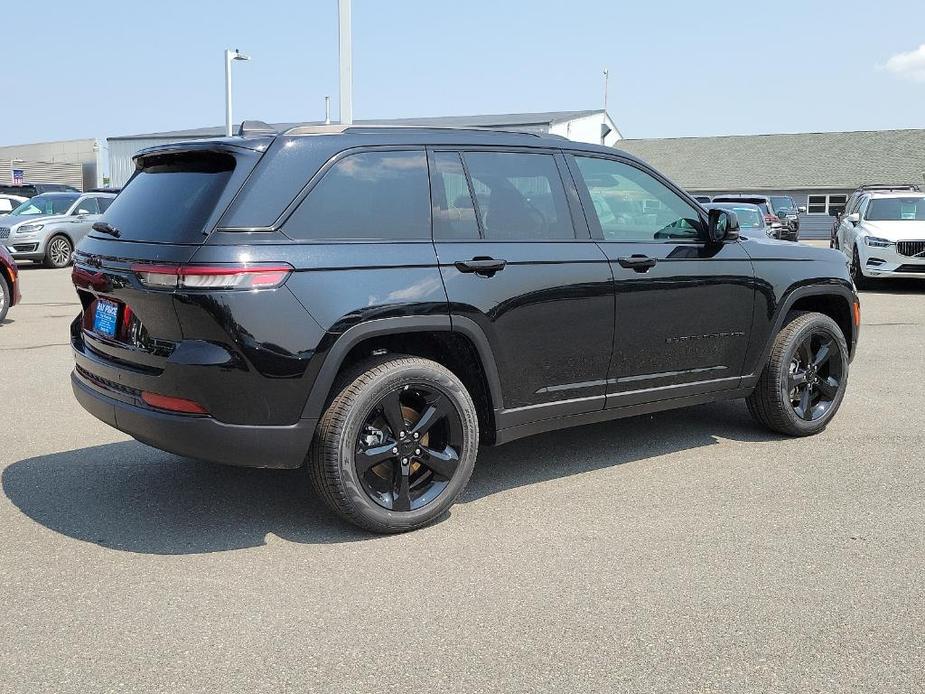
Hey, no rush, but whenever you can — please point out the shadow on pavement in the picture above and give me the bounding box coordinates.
[3,399,781,555]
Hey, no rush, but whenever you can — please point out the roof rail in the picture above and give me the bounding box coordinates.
[238,120,278,137]
[856,183,921,192]
[282,123,552,138]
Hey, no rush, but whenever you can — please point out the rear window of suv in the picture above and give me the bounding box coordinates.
[101,152,236,243]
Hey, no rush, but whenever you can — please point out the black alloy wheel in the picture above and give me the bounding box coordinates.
[309,355,479,533]
[746,311,850,436]
[786,331,844,422]
[356,383,464,512]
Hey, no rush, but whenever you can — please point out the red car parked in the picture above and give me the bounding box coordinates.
[0,244,21,322]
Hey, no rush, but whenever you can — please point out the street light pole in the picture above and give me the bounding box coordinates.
[224,49,251,137]
[338,0,353,124]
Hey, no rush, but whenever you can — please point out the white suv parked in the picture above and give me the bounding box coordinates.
[834,191,925,288]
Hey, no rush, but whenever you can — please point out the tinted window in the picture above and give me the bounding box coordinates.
[770,196,795,213]
[866,196,925,221]
[712,204,764,228]
[462,152,574,240]
[574,156,701,241]
[74,197,99,215]
[101,152,235,243]
[285,150,429,241]
[431,152,479,240]
[11,193,79,216]
[97,197,114,213]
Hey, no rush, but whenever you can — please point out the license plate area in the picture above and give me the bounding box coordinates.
[92,298,120,337]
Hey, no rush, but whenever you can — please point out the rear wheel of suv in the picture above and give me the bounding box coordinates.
[746,312,849,437]
[44,234,73,269]
[309,355,479,533]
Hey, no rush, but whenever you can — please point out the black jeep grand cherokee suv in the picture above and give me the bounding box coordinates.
[71,124,860,533]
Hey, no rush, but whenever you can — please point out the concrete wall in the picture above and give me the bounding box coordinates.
[0,139,102,190]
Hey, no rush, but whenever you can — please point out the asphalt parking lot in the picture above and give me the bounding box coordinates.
[1,259,923,694]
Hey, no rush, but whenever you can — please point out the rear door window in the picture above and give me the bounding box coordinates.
[284,150,430,241]
[74,197,99,215]
[461,151,574,240]
[101,152,236,243]
[430,151,480,240]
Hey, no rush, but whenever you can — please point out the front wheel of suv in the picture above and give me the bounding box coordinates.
[44,234,73,269]
[851,245,873,290]
[309,355,479,533]
[746,312,849,437]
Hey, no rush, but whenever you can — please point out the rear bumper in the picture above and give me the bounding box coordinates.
[72,369,316,469]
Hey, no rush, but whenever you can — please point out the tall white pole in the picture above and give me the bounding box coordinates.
[338,0,353,124]
[224,49,234,137]
[603,67,609,113]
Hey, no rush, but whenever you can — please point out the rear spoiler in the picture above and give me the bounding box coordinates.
[133,136,274,165]
[238,120,277,137]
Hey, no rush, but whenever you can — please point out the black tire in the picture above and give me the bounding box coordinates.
[746,312,849,437]
[44,234,73,269]
[309,355,479,533]
[851,245,872,290]
[0,276,9,323]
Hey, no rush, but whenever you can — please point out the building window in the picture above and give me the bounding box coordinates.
[807,194,848,215]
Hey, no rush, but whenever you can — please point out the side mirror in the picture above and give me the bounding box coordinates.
[798,206,807,214]
[846,212,860,224]
[708,209,739,242]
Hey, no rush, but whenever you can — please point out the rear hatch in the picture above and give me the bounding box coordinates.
[72,142,266,375]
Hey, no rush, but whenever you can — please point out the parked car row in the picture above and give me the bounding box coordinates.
[692,193,804,241]
[830,183,925,287]
[0,191,116,268]
[0,182,80,198]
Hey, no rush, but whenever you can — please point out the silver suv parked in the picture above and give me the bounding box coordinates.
[0,192,116,267]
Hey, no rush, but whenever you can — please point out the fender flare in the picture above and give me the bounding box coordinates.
[745,281,857,384]
[300,314,504,422]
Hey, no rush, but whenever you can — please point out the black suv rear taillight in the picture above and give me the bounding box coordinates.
[130,263,293,290]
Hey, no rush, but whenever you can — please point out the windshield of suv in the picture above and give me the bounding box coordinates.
[11,193,79,216]
[866,197,925,221]
[770,196,796,213]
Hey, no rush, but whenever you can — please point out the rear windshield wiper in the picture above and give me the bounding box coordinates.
[92,221,121,238]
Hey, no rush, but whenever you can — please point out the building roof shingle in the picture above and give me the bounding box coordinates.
[616,129,925,191]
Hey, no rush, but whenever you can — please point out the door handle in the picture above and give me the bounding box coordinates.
[454,257,507,276]
[617,255,657,272]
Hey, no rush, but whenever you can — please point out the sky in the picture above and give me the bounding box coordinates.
[1,0,924,146]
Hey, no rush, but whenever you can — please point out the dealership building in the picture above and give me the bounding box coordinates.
[1,139,105,191]
[618,128,925,239]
